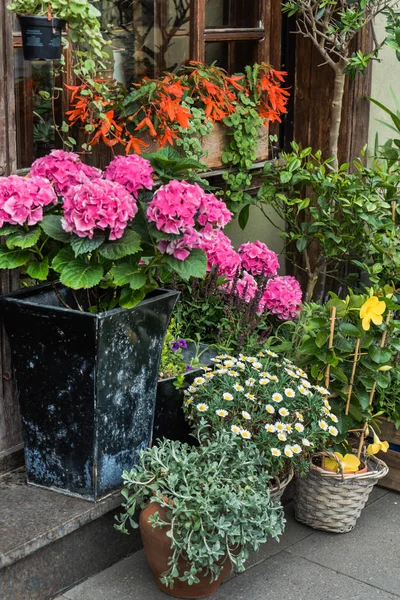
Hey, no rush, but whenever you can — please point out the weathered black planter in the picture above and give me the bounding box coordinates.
[0,283,179,501]
[153,344,216,444]
[19,15,65,61]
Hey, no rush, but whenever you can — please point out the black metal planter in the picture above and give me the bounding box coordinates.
[19,15,65,61]
[153,344,216,445]
[0,283,179,501]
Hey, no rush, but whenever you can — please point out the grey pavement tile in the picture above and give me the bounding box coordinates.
[63,550,168,600]
[366,485,389,505]
[287,492,400,597]
[213,551,400,600]
[243,503,313,569]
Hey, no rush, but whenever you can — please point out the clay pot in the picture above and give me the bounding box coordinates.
[321,459,368,476]
[139,501,231,599]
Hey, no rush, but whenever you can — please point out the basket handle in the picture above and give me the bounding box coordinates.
[314,450,346,479]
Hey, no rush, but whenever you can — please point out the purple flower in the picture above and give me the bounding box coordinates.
[185,365,193,371]
[170,338,188,351]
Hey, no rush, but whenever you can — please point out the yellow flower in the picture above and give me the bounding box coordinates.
[367,430,389,455]
[360,296,386,331]
[241,429,251,439]
[323,452,360,473]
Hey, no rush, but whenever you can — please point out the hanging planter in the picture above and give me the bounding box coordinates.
[19,15,65,61]
[294,451,388,533]
[0,283,179,501]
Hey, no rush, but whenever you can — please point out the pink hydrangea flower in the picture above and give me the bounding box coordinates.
[197,227,241,279]
[61,180,138,240]
[30,150,101,195]
[146,180,204,234]
[238,241,279,277]
[104,155,154,197]
[0,175,57,227]
[258,275,302,320]
[197,192,232,229]
[223,270,258,302]
[157,227,201,261]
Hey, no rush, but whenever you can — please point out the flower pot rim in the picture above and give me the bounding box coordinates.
[18,14,66,26]
[0,282,179,319]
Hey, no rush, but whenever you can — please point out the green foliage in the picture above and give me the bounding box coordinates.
[143,147,207,184]
[115,432,285,588]
[158,320,206,382]
[267,291,400,441]
[174,102,214,162]
[385,8,400,61]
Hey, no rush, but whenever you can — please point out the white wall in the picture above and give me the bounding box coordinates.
[368,14,400,151]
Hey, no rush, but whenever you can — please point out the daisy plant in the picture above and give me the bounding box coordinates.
[183,350,338,478]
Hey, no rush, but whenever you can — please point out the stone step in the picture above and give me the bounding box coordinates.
[0,468,141,600]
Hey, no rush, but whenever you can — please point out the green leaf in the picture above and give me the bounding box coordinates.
[368,346,392,364]
[41,215,71,243]
[238,204,250,230]
[296,237,307,252]
[315,331,329,348]
[111,262,146,289]
[99,230,142,260]
[70,233,106,257]
[0,225,19,236]
[27,258,49,280]
[165,249,207,281]
[52,248,75,273]
[299,338,319,355]
[6,227,41,249]
[0,246,31,268]
[119,287,146,308]
[339,322,363,337]
[59,258,104,289]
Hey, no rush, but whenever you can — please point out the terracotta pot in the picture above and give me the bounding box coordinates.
[139,501,231,599]
[321,459,368,476]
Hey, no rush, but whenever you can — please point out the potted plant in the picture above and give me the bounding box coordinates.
[8,0,106,63]
[0,150,233,500]
[183,351,337,501]
[153,322,216,445]
[115,432,285,598]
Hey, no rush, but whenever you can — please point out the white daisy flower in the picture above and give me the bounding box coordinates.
[223,393,234,401]
[265,424,276,433]
[272,393,283,403]
[245,393,256,401]
[266,349,278,358]
[194,377,205,385]
[245,378,256,387]
[236,361,246,370]
[298,385,309,396]
[231,425,240,435]
[234,383,244,392]
[253,361,263,370]
[284,445,294,458]
[315,385,330,395]
[271,447,281,456]
[260,378,270,386]
[211,357,221,362]
[269,375,279,382]
[241,429,251,439]
[185,398,192,405]
[297,369,308,378]
[228,370,239,377]
[279,407,289,417]
[328,426,338,436]
[257,351,265,357]
[323,399,332,410]
[265,404,275,414]
[224,360,234,368]
[197,403,208,412]
[329,414,338,423]
[292,444,302,454]
[216,368,228,375]
[295,423,305,433]
[188,385,197,393]
[216,409,228,417]
[275,421,285,432]
[296,412,304,422]
[302,438,311,447]
[284,368,299,378]
[247,357,257,363]
[260,371,270,377]
[321,407,330,415]
[205,372,214,380]
[300,379,311,388]
[278,432,287,442]
[242,411,251,420]
[284,388,295,398]
[318,420,328,431]
[285,424,293,434]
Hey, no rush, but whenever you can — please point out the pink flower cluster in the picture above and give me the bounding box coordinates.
[104,155,154,197]
[61,180,138,240]
[197,228,241,279]
[0,175,57,227]
[238,241,279,277]
[147,180,232,236]
[258,276,302,320]
[30,150,101,195]
[157,227,200,262]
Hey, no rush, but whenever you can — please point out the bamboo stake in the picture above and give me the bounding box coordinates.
[392,200,396,223]
[345,337,361,416]
[357,310,392,459]
[325,306,336,389]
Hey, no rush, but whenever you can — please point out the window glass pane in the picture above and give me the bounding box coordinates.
[205,41,258,73]
[205,0,259,28]
[100,0,190,85]
[14,49,58,169]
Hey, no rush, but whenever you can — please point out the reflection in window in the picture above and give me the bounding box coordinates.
[100,0,190,85]
[205,41,258,73]
[205,0,260,28]
[14,49,59,169]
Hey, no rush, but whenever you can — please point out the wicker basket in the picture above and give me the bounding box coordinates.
[270,470,294,503]
[294,452,389,533]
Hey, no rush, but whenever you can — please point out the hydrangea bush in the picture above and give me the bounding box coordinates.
[184,350,338,477]
[0,150,234,311]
